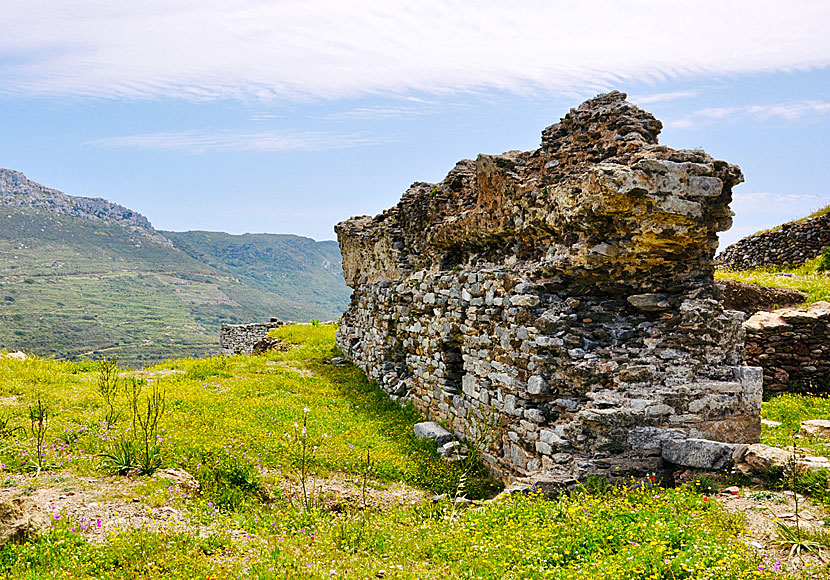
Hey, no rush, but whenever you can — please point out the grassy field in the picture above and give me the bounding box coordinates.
[716,250,830,305]
[0,326,828,578]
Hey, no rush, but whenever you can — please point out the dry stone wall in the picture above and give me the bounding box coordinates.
[336,92,761,483]
[220,320,284,355]
[718,213,830,270]
[744,302,830,393]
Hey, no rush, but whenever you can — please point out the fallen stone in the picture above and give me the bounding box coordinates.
[0,498,31,546]
[661,438,738,470]
[158,468,200,494]
[1,352,26,360]
[799,419,830,439]
[741,444,792,471]
[251,336,292,355]
[761,419,782,428]
[413,422,453,446]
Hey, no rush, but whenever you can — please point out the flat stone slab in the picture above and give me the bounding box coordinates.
[800,419,830,439]
[413,422,453,446]
[662,438,740,470]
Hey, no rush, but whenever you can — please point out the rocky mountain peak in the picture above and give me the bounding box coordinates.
[0,168,172,247]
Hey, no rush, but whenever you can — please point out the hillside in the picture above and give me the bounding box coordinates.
[0,169,350,365]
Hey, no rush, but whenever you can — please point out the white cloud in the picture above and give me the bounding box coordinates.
[667,100,830,128]
[321,106,427,121]
[732,191,822,206]
[629,90,701,104]
[85,130,387,153]
[2,1,830,101]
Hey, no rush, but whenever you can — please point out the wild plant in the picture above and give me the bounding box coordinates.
[360,448,373,512]
[772,444,827,560]
[28,396,49,476]
[99,439,137,475]
[0,414,23,438]
[99,378,165,475]
[97,356,120,426]
[286,406,325,510]
[133,382,166,474]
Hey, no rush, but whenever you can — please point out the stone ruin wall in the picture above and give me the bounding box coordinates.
[744,302,830,393]
[220,321,284,355]
[718,212,830,270]
[335,92,762,483]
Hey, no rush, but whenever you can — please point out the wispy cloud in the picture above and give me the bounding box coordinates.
[320,106,428,121]
[732,191,822,205]
[668,100,830,128]
[629,90,701,104]
[1,1,829,101]
[85,130,387,153]
[250,112,282,122]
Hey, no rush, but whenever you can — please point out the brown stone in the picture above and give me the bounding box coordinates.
[0,498,31,546]
[799,419,830,439]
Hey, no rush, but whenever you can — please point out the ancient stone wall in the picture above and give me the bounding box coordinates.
[718,213,830,270]
[220,320,284,355]
[744,302,830,393]
[335,92,761,483]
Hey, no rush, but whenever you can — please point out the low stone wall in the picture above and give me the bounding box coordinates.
[336,92,761,483]
[744,302,830,393]
[718,213,830,270]
[220,320,284,355]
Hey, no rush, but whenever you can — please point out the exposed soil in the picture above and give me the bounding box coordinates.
[718,486,830,573]
[717,280,807,315]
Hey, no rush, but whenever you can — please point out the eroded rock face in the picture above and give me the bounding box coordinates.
[335,92,761,481]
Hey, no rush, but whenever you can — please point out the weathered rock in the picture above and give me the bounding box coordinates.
[1,352,26,360]
[336,92,759,481]
[251,335,292,355]
[739,443,830,474]
[744,302,830,394]
[742,444,793,471]
[0,498,31,546]
[799,419,830,439]
[718,212,830,270]
[158,468,201,495]
[413,422,453,446]
[662,438,741,470]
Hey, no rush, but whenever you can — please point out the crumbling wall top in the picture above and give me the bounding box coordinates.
[336,91,742,295]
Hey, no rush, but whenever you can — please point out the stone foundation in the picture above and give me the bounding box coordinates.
[745,302,830,393]
[220,320,284,355]
[335,92,762,481]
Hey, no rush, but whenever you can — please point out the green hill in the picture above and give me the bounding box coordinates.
[0,169,350,365]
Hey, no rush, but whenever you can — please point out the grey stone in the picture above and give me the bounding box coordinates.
[662,438,738,470]
[413,421,453,446]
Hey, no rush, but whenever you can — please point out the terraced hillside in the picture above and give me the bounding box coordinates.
[0,170,350,365]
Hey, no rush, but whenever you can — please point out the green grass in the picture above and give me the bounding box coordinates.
[0,326,824,579]
[715,252,830,305]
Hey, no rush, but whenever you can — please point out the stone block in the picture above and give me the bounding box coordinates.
[413,422,453,446]
[662,438,738,470]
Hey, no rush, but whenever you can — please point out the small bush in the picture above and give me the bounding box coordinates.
[193,450,264,511]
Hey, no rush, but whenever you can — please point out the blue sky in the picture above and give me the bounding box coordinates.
[1,1,829,248]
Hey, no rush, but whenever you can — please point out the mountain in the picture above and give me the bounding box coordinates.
[0,168,350,366]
